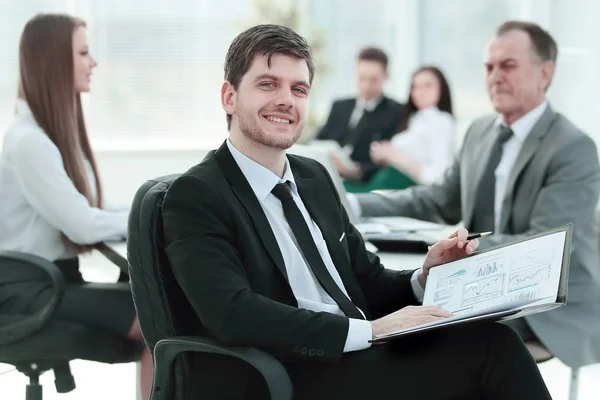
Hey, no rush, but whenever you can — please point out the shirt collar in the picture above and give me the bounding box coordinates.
[356,95,383,112]
[226,139,296,202]
[495,100,548,142]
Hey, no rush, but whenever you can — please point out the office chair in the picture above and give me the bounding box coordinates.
[0,251,143,400]
[127,174,293,400]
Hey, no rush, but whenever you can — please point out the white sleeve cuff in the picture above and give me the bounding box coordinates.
[343,318,373,353]
[410,269,425,303]
[346,193,362,220]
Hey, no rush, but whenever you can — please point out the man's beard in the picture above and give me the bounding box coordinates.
[237,108,304,150]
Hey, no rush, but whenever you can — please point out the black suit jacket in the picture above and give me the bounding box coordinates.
[316,96,404,181]
[162,142,417,368]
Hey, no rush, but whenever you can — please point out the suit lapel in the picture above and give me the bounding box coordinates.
[214,143,289,282]
[464,118,498,229]
[294,170,369,313]
[498,106,557,232]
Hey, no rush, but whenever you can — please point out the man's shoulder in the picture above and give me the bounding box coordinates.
[166,151,222,199]
[381,95,403,111]
[468,113,498,133]
[288,153,327,176]
[550,112,589,141]
[331,97,356,109]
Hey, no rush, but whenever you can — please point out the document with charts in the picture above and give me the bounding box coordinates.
[370,225,571,343]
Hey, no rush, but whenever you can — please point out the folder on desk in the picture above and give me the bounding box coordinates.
[369,224,572,343]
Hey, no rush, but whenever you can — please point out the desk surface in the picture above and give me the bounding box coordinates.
[100,241,427,273]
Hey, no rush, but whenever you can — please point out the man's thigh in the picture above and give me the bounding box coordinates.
[501,317,538,342]
[287,323,507,399]
[289,322,550,400]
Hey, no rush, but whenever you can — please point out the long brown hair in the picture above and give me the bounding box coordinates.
[397,66,453,133]
[18,13,103,251]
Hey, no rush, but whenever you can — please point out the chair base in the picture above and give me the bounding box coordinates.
[26,382,42,400]
[14,360,76,399]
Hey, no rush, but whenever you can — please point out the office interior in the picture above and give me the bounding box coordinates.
[1,0,600,399]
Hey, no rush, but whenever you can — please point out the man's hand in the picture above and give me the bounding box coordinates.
[329,151,363,180]
[419,228,479,287]
[369,141,396,165]
[371,305,452,339]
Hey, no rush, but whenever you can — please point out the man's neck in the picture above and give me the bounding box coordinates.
[229,130,287,178]
[501,98,545,125]
[359,94,382,107]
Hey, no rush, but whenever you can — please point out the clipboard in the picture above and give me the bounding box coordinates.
[369,224,572,343]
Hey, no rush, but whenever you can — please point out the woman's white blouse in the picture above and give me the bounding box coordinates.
[390,106,455,185]
[0,100,128,261]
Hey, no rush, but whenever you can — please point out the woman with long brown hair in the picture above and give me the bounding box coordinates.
[0,14,151,398]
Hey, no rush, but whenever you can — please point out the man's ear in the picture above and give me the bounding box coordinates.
[540,60,555,92]
[221,81,236,116]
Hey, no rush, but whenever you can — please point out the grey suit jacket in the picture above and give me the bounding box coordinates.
[356,104,600,368]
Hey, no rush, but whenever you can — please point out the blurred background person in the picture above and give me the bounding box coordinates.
[0,14,151,399]
[350,66,454,192]
[315,47,404,185]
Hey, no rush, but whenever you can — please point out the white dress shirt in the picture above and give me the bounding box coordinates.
[0,99,128,261]
[493,100,548,231]
[226,140,377,352]
[391,106,455,185]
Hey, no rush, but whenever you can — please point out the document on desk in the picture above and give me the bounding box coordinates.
[370,225,571,343]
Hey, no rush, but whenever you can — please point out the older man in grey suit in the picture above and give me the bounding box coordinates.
[352,20,600,369]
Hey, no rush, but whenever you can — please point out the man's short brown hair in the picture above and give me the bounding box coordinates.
[357,47,388,70]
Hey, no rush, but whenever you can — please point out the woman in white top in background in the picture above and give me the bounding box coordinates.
[0,14,151,398]
[365,66,454,191]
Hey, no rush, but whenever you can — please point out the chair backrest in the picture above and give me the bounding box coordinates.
[127,174,198,392]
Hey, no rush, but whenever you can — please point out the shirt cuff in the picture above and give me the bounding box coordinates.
[411,269,425,303]
[346,193,362,220]
[343,318,373,353]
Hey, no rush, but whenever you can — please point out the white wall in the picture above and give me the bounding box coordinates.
[96,149,209,206]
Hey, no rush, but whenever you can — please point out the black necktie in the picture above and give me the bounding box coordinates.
[470,125,514,233]
[271,182,364,320]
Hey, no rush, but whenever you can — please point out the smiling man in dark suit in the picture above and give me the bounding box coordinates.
[162,24,551,399]
[315,47,404,183]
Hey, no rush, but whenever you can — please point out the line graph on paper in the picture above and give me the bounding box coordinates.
[433,287,454,302]
[511,248,554,271]
[461,275,504,307]
[508,266,551,292]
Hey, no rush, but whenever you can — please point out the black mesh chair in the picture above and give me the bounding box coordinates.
[0,251,143,400]
[127,174,293,400]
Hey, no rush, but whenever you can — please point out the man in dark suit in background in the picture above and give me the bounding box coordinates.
[162,24,551,399]
[316,47,403,182]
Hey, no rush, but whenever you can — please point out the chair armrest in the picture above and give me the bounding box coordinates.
[0,251,65,345]
[152,335,292,400]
